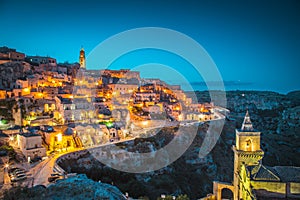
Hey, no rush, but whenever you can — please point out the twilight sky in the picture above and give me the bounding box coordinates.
[1,0,300,93]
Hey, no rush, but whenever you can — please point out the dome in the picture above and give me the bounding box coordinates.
[63,127,75,136]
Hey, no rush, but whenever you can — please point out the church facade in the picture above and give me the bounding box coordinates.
[211,111,300,200]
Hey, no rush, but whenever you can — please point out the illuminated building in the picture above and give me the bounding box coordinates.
[73,123,124,147]
[100,69,140,80]
[55,96,95,124]
[107,83,138,96]
[17,132,46,162]
[212,111,300,200]
[42,126,80,151]
[0,90,6,99]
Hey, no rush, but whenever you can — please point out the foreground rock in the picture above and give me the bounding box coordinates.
[2,174,126,200]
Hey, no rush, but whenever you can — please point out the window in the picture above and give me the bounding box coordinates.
[245,139,252,151]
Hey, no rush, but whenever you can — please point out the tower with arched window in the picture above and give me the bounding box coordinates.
[233,111,264,199]
[79,47,86,69]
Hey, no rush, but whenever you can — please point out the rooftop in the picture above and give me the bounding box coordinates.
[247,164,300,183]
[20,132,40,137]
[247,164,280,181]
[272,166,300,182]
[241,110,254,131]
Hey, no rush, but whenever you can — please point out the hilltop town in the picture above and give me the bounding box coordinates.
[0,46,299,200]
[0,45,217,155]
[0,46,220,198]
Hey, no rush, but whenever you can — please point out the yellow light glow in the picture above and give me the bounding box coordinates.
[23,88,30,93]
[178,115,183,121]
[98,114,104,118]
[57,133,62,142]
[142,121,148,126]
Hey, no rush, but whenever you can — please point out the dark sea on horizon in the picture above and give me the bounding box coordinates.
[183,81,299,95]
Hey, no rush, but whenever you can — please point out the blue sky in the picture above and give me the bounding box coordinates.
[1,0,300,93]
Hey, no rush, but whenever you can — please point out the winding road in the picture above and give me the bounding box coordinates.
[29,112,225,187]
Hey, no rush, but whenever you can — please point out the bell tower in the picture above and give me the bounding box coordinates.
[79,47,86,69]
[232,111,264,200]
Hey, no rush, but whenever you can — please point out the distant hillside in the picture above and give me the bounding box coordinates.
[287,90,300,105]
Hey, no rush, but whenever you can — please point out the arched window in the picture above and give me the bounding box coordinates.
[246,139,252,151]
[221,188,233,200]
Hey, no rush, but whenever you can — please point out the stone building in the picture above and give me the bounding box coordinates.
[42,126,79,152]
[26,56,56,67]
[54,96,95,124]
[17,132,46,162]
[0,46,25,61]
[212,111,300,200]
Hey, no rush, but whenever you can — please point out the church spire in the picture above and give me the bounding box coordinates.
[241,110,254,131]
